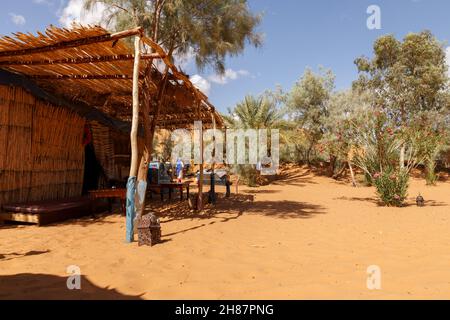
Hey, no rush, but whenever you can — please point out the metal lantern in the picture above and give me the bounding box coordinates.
[416,194,425,207]
[138,214,161,246]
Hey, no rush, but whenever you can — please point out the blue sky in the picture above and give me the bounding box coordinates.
[1,0,450,113]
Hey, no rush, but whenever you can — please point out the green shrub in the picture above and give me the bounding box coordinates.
[233,164,259,187]
[373,169,409,207]
[425,158,438,186]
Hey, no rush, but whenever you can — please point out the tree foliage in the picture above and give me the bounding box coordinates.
[287,68,335,164]
[84,0,263,73]
[353,31,450,184]
[354,31,448,120]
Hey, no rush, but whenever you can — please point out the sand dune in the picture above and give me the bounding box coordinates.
[1,167,450,300]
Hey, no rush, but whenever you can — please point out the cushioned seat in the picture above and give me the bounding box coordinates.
[1,197,93,225]
[2,197,91,214]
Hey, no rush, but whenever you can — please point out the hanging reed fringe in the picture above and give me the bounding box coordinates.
[0,85,85,206]
[90,120,115,179]
[90,120,144,182]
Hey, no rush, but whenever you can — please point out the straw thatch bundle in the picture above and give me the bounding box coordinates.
[0,85,85,206]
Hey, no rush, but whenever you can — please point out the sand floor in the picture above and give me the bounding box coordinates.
[1,167,450,300]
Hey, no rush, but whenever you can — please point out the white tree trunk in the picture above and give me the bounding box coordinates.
[400,144,406,171]
[348,161,357,187]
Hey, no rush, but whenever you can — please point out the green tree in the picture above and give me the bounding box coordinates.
[354,31,449,172]
[320,89,372,183]
[287,68,335,165]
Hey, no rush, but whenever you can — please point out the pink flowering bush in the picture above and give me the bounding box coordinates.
[373,169,409,207]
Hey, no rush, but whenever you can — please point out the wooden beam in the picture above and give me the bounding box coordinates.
[150,111,204,118]
[0,53,164,66]
[0,27,144,58]
[141,53,166,60]
[28,74,140,80]
[156,118,209,126]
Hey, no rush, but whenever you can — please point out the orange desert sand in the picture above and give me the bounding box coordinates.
[1,166,450,300]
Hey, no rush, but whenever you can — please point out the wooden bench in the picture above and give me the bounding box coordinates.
[89,188,127,216]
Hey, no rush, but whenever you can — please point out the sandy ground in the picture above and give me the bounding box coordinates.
[1,166,450,300]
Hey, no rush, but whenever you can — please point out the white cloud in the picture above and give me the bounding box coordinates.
[208,69,250,85]
[190,74,211,95]
[9,13,26,26]
[189,68,251,96]
[446,47,450,77]
[174,47,196,71]
[59,0,106,28]
[33,0,53,5]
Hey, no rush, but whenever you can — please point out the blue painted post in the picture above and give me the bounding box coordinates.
[134,179,148,222]
[126,177,137,243]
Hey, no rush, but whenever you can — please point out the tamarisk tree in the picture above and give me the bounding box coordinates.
[287,68,335,165]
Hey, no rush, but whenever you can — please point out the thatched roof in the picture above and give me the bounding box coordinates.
[0,24,223,130]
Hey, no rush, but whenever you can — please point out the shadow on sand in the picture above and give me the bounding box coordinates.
[272,168,318,187]
[335,196,448,208]
[0,223,25,230]
[147,193,325,221]
[144,193,326,239]
[0,274,143,300]
[0,250,50,262]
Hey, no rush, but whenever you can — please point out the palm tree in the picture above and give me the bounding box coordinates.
[224,95,282,129]
[224,94,283,186]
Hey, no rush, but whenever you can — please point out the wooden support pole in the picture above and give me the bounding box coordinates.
[209,112,217,205]
[135,65,170,225]
[126,35,142,243]
[134,66,156,223]
[197,101,204,212]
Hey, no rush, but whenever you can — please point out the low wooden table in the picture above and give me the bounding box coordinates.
[89,188,127,215]
[148,182,191,201]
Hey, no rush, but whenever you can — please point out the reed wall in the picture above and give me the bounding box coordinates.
[0,85,85,206]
